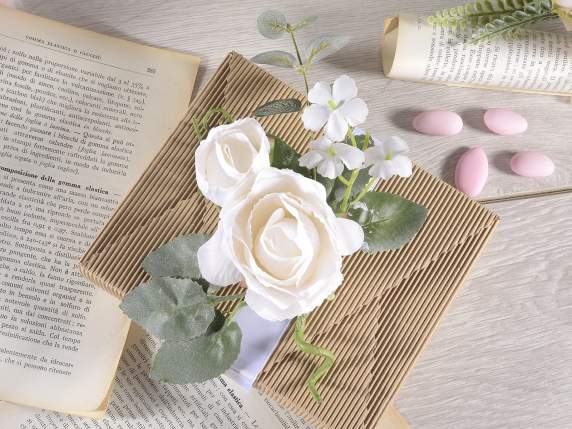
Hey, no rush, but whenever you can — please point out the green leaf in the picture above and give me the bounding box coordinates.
[120,278,215,340]
[151,320,242,384]
[348,192,427,253]
[142,234,210,278]
[252,50,297,68]
[270,136,311,177]
[305,35,350,63]
[257,10,287,39]
[292,15,318,30]
[254,98,302,117]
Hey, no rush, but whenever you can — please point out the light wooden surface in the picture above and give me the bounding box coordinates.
[396,193,572,429]
[13,0,572,428]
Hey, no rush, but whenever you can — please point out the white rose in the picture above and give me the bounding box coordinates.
[197,167,364,321]
[195,118,271,206]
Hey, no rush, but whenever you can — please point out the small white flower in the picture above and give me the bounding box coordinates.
[298,136,364,179]
[364,136,413,180]
[301,75,368,141]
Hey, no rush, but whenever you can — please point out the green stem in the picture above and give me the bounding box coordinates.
[226,300,246,323]
[191,117,204,140]
[293,315,335,403]
[201,107,235,131]
[337,175,350,186]
[289,29,309,94]
[352,177,377,205]
[207,292,246,305]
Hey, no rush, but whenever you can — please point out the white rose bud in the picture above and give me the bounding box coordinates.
[197,167,364,321]
[195,118,271,206]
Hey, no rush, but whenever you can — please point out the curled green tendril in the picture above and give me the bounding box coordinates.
[191,107,235,141]
[294,315,335,403]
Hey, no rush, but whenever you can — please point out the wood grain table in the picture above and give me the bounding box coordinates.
[17,0,572,427]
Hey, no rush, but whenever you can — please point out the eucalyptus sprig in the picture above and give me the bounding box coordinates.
[428,0,562,42]
[120,234,246,384]
[253,10,350,96]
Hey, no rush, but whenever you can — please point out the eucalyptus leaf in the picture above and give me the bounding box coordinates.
[305,34,350,63]
[270,136,310,177]
[257,10,287,39]
[252,50,297,68]
[254,98,302,117]
[348,192,427,252]
[142,234,210,278]
[292,15,318,30]
[151,321,242,384]
[120,277,214,340]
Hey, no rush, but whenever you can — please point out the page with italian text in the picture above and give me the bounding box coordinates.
[383,15,572,96]
[0,6,199,414]
[0,326,314,429]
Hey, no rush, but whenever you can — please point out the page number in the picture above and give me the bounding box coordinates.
[147,67,156,74]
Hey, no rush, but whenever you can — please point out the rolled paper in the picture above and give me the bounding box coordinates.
[226,306,291,389]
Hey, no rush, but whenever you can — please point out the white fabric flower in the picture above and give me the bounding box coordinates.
[301,75,368,141]
[195,118,270,206]
[364,136,413,180]
[197,167,364,321]
[298,136,365,179]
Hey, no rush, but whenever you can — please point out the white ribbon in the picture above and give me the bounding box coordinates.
[226,306,291,389]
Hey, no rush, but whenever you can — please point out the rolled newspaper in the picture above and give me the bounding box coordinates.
[382,15,572,98]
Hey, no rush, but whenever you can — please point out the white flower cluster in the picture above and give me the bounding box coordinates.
[299,75,412,181]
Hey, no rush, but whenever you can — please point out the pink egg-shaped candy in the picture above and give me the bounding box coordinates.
[484,108,528,135]
[455,147,488,197]
[413,110,463,136]
[510,151,554,177]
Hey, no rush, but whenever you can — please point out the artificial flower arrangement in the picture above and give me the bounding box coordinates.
[429,0,572,42]
[120,11,427,403]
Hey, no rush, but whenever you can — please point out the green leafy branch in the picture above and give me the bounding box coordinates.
[120,234,246,384]
[253,9,349,105]
[429,0,559,41]
[293,315,335,403]
[191,107,235,140]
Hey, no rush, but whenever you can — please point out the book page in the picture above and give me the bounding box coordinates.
[0,327,409,429]
[383,15,572,96]
[0,6,199,414]
[0,326,314,429]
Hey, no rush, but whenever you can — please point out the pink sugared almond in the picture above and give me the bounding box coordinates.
[484,108,528,135]
[455,147,488,197]
[510,151,555,178]
[413,110,463,136]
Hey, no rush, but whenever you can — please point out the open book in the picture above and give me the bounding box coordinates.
[0,5,199,417]
[383,15,572,97]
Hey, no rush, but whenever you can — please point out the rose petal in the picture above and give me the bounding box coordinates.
[335,218,364,256]
[308,81,332,105]
[325,110,349,141]
[197,225,242,286]
[333,143,365,170]
[302,104,330,132]
[339,97,368,126]
[332,75,358,103]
